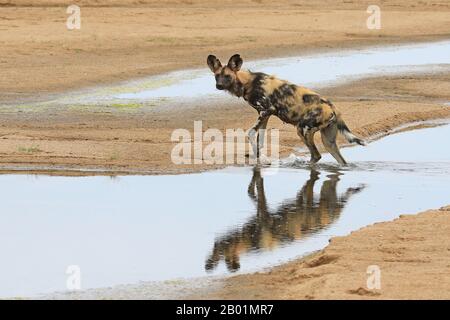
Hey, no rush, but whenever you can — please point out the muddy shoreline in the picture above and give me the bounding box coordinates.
[1,70,449,175]
[3,34,449,107]
[1,0,450,174]
[0,117,448,177]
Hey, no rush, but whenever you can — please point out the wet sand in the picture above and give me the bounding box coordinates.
[0,71,449,174]
[1,1,450,173]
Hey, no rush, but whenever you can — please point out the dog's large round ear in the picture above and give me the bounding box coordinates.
[227,54,243,72]
[207,55,222,73]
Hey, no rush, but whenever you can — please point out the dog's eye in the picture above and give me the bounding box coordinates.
[225,75,232,81]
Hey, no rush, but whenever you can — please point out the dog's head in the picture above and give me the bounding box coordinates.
[207,54,243,91]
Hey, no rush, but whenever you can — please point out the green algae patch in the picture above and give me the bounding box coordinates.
[94,77,179,96]
[18,144,42,154]
[110,103,142,109]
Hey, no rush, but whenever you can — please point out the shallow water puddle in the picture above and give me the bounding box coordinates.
[114,41,450,101]
[11,41,449,109]
[0,124,449,298]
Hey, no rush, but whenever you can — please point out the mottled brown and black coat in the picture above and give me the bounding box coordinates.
[205,168,364,272]
[207,54,365,165]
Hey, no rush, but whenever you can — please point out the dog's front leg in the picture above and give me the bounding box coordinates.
[257,116,270,154]
[248,111,271,158]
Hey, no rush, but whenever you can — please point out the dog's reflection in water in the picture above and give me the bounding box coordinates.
[205,167,365,273]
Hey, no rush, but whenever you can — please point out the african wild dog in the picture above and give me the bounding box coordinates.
[205,167,364,272]
[207,54,365,165]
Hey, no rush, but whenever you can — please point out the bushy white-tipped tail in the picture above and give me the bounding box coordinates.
[337,119,366,146]
[342,129,366,146]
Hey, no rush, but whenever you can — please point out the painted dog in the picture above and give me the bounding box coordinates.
[205,167,365,272]
[207,54,365,165]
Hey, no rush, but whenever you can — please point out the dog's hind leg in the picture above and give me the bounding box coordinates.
[320,123,347,165]
[305,128,321,163]
[297,126,321,164]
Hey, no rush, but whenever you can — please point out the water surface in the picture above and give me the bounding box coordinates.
[1,124,449,298]
[115,40,450,101]
[8,41,449,109]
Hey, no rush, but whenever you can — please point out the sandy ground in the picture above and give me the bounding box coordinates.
[1,0,450,300]
[0,0,450,173]
[1,0,450,104]
[0,71,449,174]
[1,0,450,173]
